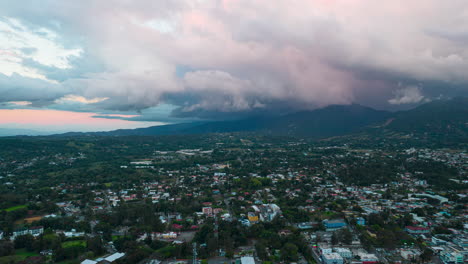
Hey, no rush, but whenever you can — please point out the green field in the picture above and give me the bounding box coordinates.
[0,255,24,263]
[112,235,125,241]
[0,249,40,264]
[62,240,86,248]
[3,204,27,212]
[15,249,39,257]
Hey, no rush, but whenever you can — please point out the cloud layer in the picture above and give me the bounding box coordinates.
[1,0,468,121]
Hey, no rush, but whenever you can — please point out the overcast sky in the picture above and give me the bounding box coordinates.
[0,0,467,132]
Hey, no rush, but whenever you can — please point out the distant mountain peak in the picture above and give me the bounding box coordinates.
[46,97,467,141]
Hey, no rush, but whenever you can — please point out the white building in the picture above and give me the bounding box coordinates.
[63,229,85,238]
[130,161,153,165]
[357,252,379,263]
[12,228,29,239]
[0,230,3,240]
[334,248,352,258]
[400,249,421,260]
[319,243,333,254]
[257,204,281,222]
[152,232,178,239]
[322,253,344,264]
[81,260,97,264]
[81,252,125,264]
[10,226,44,240]
[104,252,125,262]
[29,226,44,237]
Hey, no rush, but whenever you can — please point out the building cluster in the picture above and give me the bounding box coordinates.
[0,141,466,264]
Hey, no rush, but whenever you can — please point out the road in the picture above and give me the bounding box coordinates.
[310,247,322,264]
[223,198,237,221]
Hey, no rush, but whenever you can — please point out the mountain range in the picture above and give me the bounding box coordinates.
[53,97,467,140]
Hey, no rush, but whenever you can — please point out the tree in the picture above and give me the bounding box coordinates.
[87,236,104,255]
[420,248,433,263]
[255,242,268,260]
[206,235,218,255]
[14,234,35,250]
[280,243,298,262]
[339,229,353,244]
[331,232,338,245]
[0,241,14,257]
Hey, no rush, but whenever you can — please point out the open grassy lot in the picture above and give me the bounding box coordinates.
[0,249,40,263]
[3,204,27,212]
[62,240,86,248]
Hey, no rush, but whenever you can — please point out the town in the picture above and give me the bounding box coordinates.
[0,134,466,264]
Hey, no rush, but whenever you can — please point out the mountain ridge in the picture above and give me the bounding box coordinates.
[7,97,467,140]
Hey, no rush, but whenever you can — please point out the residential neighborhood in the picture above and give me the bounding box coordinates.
[0,134,466,263]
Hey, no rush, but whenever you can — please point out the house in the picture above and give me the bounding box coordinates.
[278,229,292,236]
[172,224,183,230]
[213,208,223,215]
[247,212,259,223]
[201,202,213,207]
[202,207,213,216]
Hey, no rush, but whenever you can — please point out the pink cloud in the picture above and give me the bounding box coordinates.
[0,109,159,131]
[2,0,467,116]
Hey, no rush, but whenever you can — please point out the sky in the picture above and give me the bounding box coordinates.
[0,0,467,133]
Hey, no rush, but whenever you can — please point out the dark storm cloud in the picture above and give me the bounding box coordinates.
[0,73,66,104]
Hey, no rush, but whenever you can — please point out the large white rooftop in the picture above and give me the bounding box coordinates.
[105,252,125,262]
[323,253,343,260]
[241,256,255,264]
